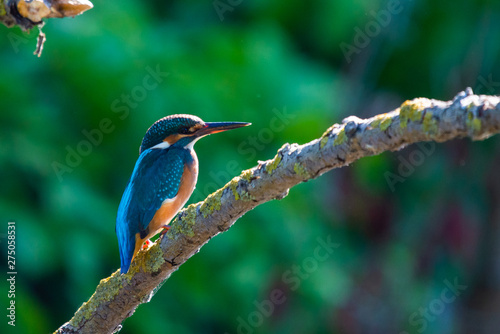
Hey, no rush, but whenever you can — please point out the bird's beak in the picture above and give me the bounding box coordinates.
[197,121,251,136]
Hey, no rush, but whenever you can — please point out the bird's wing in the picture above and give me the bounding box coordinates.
[116,147,188,274]
[118,148,184,237]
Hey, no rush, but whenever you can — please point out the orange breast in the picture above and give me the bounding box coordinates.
[148,160,198,235]
[132,153,199,261]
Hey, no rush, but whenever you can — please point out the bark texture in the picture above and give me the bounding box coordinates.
[55,89,500,334]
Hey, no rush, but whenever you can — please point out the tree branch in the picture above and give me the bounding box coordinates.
[1,0,92,56]
[55,88,500,334]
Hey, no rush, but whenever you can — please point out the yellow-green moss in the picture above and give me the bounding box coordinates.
[319,125,336,148]
[167,204,197,238]
[265,154,282,174]
[227,175,255,201]
[141,242,165,272]
[235,188,255,201]
[229,177,240,200]
[333,128,347,146]
[371,118,381,128]
[371,114,393,131]
[380,117,392,131]
[0,0,6,16]
[69,270,124,327]
[399,99,428,128]
[466,111,482,133]
[422,112,438,134]
[472,118,481,132]
[320,135,329,148]
[200,189,223,218]
[232,170,256,201]
[129,241,165,274]
[240,191,255,201]
[294,162,310,178]
[240,168,254,182]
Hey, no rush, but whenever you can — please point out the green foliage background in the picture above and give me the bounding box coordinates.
[1,0,500,333]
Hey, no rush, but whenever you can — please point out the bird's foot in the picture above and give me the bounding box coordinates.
[142,239,152,250]
[160,225,170,237]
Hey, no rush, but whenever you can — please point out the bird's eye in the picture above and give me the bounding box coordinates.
[179,127,191,135]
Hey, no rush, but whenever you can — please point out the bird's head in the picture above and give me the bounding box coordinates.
[139,114,250,154]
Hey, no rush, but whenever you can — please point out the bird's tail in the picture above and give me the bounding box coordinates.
[117,227,136,274]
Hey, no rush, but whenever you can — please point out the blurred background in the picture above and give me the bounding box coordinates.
[1,0,500,333]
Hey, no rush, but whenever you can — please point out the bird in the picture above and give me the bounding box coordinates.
[116,114,250,274]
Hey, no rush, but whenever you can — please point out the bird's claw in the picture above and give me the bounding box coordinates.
[142,239,152,250]
[160,225,170,236]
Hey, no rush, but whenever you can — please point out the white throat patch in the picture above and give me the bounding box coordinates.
[185,136,203,150]
[151,141,171,149]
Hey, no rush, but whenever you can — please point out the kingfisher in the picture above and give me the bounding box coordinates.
[116,114,250,274]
